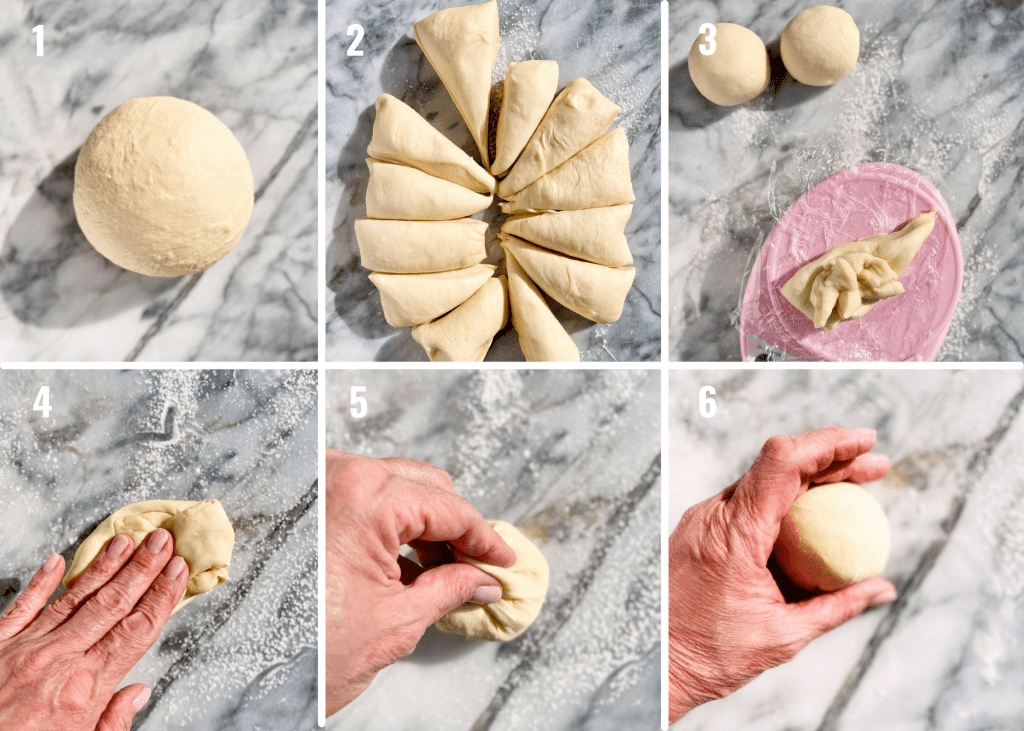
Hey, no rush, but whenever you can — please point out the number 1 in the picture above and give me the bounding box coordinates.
[33,25,43,56]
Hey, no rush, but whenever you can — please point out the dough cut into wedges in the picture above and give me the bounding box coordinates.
[412,275,508,361]
[501,234,634,323]
[370,264,496,327]
[355,218,487,273]
[781,210,937,331]
[368,94,494,195]
[506,247,580,362]
[492,60,560,178]
[365,159,492,220]
[497,77,620,197]
[502,205,633,266]
[414,0,499,169]
[500,128,634,214]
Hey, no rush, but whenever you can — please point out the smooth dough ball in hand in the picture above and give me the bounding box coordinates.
[73,96,254,277]
[688,23,770,106]
[435,520,549,641]
[773,482,889,592]
[781,6,860,86]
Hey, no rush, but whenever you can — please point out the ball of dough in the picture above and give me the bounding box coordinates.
[73,97,254,277]
[435,520,549,641]
[773,482,889,592]
[781,6,860,86]
[688,23,770,106]
[64,499,235,613]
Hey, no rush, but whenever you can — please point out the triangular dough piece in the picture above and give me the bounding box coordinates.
[492,61,560,178]
[500,128,634,214]
[502,205,633,266]
[355,218,487,273]
[368,94,495,195]
[497,77,620,197]
[506,247,580,362]
[412,275,508,361]
[781,210,937,331]
[414,0,499,169]
[370,264,496,327]
[501,234,634,323]
[365,159,492,220]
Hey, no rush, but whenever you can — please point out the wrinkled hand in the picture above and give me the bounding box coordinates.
[325,450,515,715]
[668,427,897,723]
[0,528,189,731]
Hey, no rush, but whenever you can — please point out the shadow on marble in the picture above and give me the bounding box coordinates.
[403,625,482,666]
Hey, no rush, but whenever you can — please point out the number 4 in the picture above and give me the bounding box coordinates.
[34,386,52,418]
[350,386,367,419]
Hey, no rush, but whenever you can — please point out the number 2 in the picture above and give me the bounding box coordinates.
[350,386,367,419]
[347,24,364,56]
[698,23,716,56]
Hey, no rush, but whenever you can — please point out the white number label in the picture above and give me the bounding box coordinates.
[347,24,364,56]
[699,386,716,419]
[350,386,367,419]
[698,23,716,56]
[33,386,52,418]
[33,25,43,57]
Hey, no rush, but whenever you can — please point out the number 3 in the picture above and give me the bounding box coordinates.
[698,23,716,56]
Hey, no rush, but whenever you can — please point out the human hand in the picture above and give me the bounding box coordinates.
[0,528,189,730]
[325,449,516,715]
[668,427,897,723]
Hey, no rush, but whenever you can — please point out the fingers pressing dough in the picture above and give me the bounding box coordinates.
[355,218,487,273]
[502,205,633,267]
[492,60,560,179]
[411,275,508,361]
[365,159,493,220]
[506,248,580,362]
[370,264,496,327]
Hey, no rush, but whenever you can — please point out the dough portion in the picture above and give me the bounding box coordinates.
[781,210,936,331]
[73,96,254,277]
[492,60,560,178]
[414,0,499,168]
[370,264,496,327]
[502,205,633,267]
[506,248,580,362]
[355,218,487,273]
[367,93,495,195]
[64,499,234,614]
[365,158,492,220]
[436,520,549,641]
[412,275,508,361]
[781,6,860,86]
[500,128,635,214]
[497,78,620,198]
[687,23,770,107]
[501,234,634,323]
[773,482,889,592]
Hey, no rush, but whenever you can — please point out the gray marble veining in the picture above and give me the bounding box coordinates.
[326,0,661,362]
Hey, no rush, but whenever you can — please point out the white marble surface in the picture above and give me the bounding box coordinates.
[668,1,1024,361]
[326,369,660,730]
[669,368,1024,730]
[0,0,317,362]
[325,0,661,362]
[0,369,318,730]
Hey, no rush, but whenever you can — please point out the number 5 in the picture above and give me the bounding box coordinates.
[350,386,367,419]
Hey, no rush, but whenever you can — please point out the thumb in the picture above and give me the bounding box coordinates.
[95,684,150,731]
[789,577,897,642]
[405,562,504,626]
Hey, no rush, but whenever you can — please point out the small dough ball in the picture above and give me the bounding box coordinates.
[435,520,549,641]
[74,97,254,277]
[781,6,860,86]
[688,23,770,106]
[773,482,889,592]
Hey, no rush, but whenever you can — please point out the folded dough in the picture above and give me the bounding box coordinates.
[501,234,634,323]
[365,159,492,220]
[435,520,549,641]
[502,204,633,266]
[506,247,580,362]
[414,0,499,169]
[781,210,937,331]
[370,264,496,327]
[355,218,487,273]
[411,275,508,361]
[64,499,234,614]
[492,60,560,178]
[500,128,635,214]
[368,94,495,195]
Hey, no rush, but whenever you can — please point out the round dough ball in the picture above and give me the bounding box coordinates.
[688,23,770,107]
[73,97,254,277]
[781,6,860,86]
[435,520,549,641]
[773,482,889,592]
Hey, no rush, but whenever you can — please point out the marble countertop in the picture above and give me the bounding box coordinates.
[325,0,661,362]
[326,369,661,730]
[669,368,1024,729]
[668,0,1024,361]
[0,0,317,362]
[0,369,318,730]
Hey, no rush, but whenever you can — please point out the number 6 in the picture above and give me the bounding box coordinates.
[699,386,716,419]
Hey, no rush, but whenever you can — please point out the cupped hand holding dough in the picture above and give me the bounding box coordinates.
[781,6,860,86]
[492,60,560,178]
[688,23,769,106]
[64,499,234,614]
[411,275,508,361]
[506,248,580,362]
[365,159,493,220]
[370,263,496,327]
[355,218,487,273]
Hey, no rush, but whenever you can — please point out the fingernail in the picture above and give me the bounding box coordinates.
[470,585,502,604]
[41,553,61,573]
[163,556,187,580]
[106,533,132,557]
[854,427,877,436]
[869,589,897,606]
[146,529,169,554]
[133,686,151,712]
